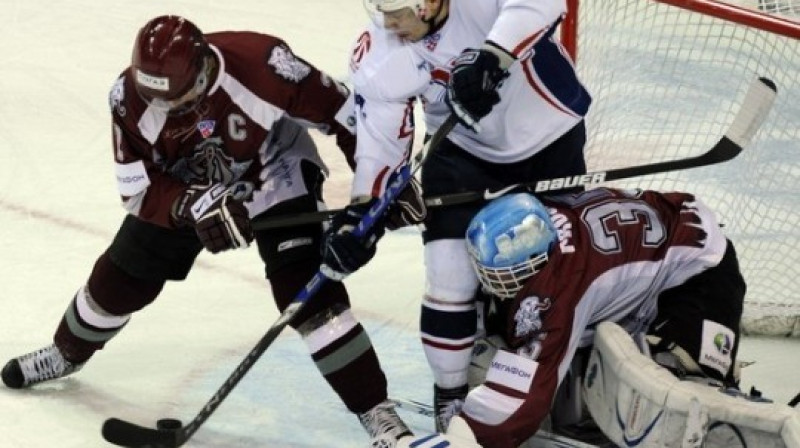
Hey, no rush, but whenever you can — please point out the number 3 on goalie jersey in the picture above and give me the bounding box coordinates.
[583,201,666,253]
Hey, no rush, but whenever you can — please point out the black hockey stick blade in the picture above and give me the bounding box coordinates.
[102,418,183,447]
[251,77,776,230]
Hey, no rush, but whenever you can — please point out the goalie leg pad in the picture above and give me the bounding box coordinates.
[583,321,800,448]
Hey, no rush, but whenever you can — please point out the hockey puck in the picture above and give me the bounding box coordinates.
[156,418,183,431]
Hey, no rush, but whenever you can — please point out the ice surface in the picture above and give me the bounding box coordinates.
[0,1,796,446]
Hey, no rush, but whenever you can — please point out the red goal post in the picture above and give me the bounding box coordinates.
[561,0,800,61]
[560,0,800,337]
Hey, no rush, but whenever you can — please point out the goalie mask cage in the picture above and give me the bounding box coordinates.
[561,0,800,336]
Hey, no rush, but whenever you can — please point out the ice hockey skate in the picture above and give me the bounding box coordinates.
[2,344,84,389]
[358,399,413,448]
[433,384,469,433]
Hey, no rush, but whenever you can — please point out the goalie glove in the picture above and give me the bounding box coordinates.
[321,197,386,281]
[172,183,253,254]
[446,42,514,132]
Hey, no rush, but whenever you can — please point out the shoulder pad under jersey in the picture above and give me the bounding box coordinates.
[348,24,430,102]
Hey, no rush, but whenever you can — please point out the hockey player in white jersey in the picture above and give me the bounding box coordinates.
[320,0,592,434]
[401,190,800,448]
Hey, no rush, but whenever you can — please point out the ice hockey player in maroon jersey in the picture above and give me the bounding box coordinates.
[405,189,747,447]
[1,15,411,447]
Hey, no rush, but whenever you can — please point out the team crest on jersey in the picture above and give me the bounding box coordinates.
[350,31,371,72]
[169,137,252,185]
[268,45,311,83]
[197,120,216,139]
[422,32,441,52]
[514,295,552,337]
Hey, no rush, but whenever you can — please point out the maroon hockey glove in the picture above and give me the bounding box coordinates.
[386,176,427,230]
[172,183,253,254]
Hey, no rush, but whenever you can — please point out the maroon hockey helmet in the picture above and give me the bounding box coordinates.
[131,15,210,113]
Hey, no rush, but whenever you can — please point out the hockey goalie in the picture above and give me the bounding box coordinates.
[402,190,800,448]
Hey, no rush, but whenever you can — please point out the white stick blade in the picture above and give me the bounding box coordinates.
[726,77,778,149]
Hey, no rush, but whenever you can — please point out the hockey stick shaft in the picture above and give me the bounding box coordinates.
[100,116,458,448]
[252,76,776,230]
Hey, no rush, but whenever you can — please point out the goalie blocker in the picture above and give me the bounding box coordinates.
[584,322,800,448]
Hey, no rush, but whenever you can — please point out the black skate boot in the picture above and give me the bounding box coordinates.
[2,344,84,389]
[434,384,469,433]
[358,399,413,448]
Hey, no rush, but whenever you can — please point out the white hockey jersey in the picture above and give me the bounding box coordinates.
[347,0,591,198]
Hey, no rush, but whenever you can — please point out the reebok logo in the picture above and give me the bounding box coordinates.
[117,174,146,184]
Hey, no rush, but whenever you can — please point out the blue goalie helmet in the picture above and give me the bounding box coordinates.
[466,193,558,299]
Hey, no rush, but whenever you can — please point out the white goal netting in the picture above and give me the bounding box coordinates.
[565,0,800,336]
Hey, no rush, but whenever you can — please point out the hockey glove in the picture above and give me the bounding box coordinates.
[385,176,427,230]
[172,183,253,254]
[446,42,514,132]
[321,198,386,281]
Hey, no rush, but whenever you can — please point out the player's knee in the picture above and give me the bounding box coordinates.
[424,239,479,301]
[268,259,350,329]
[54,253,163,361]
[87,251,165,315]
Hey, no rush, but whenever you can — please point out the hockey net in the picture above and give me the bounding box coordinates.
[561,0,800,336]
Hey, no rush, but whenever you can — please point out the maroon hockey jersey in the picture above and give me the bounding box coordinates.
[463,188,729,446]
[108,31,355,228]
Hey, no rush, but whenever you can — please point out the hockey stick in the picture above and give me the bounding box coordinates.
[99,116,459,448]
[390,398,605,448]
[251,76,777,231]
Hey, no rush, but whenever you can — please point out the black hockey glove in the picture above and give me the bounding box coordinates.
[385,176,427,230]
[446,42,514,132]
[172,183,253,254]
[321,198,386,281]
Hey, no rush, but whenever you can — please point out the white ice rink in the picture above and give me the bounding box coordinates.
[0,1,797,447]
